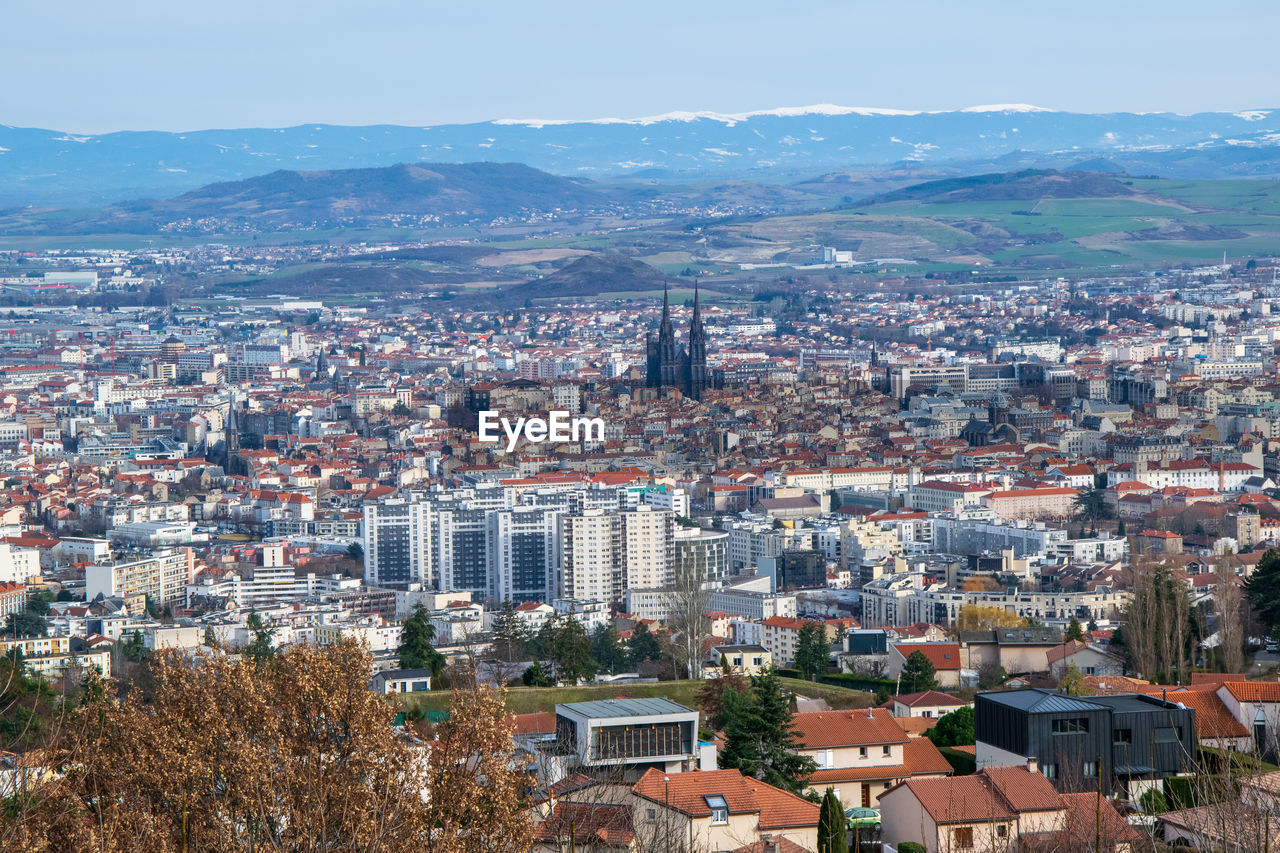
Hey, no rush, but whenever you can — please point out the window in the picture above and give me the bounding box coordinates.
[953,826,974,848]
[859,747,868,759]
[1083,761,1097,778]
[996,825,1008,838]
[1114,728,1132,744]
[1043,763,1058,779]
[883,745,892,757]
[646,808,656,823]
[1052,717,1089,734]
[706,795,728,825]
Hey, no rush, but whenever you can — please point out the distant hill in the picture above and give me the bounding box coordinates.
[0,162,609,234]
[494,254,668,304]
[858,169,1136,205]
[5,107,1280,205]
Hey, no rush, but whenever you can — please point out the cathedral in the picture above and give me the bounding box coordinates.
[646,284,709,400]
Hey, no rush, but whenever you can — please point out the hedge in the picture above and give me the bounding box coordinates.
[939,746,976,776]
[777,668,897,693]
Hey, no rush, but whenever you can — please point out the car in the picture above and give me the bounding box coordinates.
[845,807,880,832]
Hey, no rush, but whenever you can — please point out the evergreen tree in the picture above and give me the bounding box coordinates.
[794,622,831,681]
[627,621,662,666]
[203,626,220,649]
[898,651,938,694]
[490,601,529,663]
[397,604,445,680]
[121,629,150,663]
[521,660,553,687]
[1246,548,1280,633]
[244,612,276,665]
[1065,616,1085,642]
[1116,520,1126,537]
[719,685,765,777]
[719,668,817,796]
[590,622,628,675]
[925,706,975,748]
[547,614,595,685]
[817,788,847,853]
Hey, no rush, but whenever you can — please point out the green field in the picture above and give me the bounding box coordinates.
[393,677,877,717]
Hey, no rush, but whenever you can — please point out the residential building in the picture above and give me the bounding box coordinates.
[975,689,1196,795]
[792,708,952,809]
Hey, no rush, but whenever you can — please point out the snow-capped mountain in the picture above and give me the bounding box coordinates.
[2,105,1279,205]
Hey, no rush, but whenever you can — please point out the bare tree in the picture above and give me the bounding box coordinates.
[664,559,712,681]
[1214,555,1245,674]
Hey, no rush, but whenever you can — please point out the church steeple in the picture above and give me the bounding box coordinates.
[647,281,710,400]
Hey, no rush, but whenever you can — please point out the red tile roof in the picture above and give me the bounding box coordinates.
[631,769,819,830]
[893,643,961,671]
[792,708,910,749]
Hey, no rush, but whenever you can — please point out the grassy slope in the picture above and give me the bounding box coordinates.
[393,677,877,716]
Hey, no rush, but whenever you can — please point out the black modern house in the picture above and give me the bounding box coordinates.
[975,688,1196,795]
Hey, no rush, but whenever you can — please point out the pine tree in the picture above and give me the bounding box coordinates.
[547,614,595,685]
[1065,615,1085,642]
[794,622,831,681]
[746,668,817,795]
[898,650,938,694]
[627,621,662,665]
[398,604,446,680]
[817,787,847,853]
[590,622,628,675]
[1246,548,1280,633]
[489,601,529,663]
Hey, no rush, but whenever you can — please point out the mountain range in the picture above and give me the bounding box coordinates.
[5,105,1280,206]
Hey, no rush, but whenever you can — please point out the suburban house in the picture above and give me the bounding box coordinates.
[369,668,431,695]
[880,765,1140,853]
[891,690,969,719]
[707,643,772,676]
[975,689,1196,796]
[1214,680,1280,758]
[1046,640,1125,678]
[888,643,963,690]
[958,626,1065,674]
[791,708,952,809]
[630,768,821,852]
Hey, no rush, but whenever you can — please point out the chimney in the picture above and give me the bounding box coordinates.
[1026,756,1038,774]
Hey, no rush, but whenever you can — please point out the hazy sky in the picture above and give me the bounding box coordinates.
[7,0,1280,133]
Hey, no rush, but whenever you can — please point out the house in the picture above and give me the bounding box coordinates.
[554,698,702,779]
[891,690,968,719]
[958,626,1065,675]
[1046,640,1125,678]
[707,644,772,676]
[532,801,634,852]
[887,643,963,690]
[369,669,431,695]
[630,768,821,852]
[975,689,1196,796]
[879,764,1140,853]
[758,617,838,668]
[791,708,952,809]
[1214,680,1280,757]
[1159,802,1280,852]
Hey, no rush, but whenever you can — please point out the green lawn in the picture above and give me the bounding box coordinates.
[393,677,877,717]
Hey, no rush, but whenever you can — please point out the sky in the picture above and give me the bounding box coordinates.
[7,0,1280,134]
